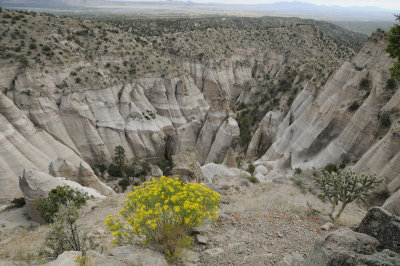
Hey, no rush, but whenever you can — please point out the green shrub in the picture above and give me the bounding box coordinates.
[108,163,122,177]
[105,177,220,259]
[385,78,397,90]
[35,186,89,223]
[380,112,391,128]
[291,178,307,194]
[324,163,338,173]
[294,168,302,174]
[11,197,25,208]
[118,179,130,192]
[248,176,260,183]
[348,101,360,112]
[248,163,255,175]
[75,77,81,83]
[44,201,97,257]
[359,78,371,90]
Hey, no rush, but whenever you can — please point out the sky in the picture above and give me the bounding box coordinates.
[119,0,399,10]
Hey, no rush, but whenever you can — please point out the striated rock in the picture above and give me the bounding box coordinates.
[77,162,115,196]
[204,117,240,164]
[19,169,105,222]
[0,92,90,202]
[252,31,400,206]
[49,158,114,196]
[222,147,238,168]
[356,207,400,253]
[305,227,400,266]
[172,149,204,183]
[48,158,78,181]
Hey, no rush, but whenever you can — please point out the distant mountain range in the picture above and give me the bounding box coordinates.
[0,0,398,21]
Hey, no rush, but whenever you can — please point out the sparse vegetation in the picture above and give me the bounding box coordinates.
[359,77,371,90]
[314,170,382,223]
[35,186,89,223]
[324,163,338,173]
[348,100,360,112]
[10,197,25,208]
[386,15,400,81]
[291,177,307,194]
[248,176,260,183]
[105,176,220,260]
[43,201,97,257]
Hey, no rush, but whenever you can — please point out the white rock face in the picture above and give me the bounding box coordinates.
[201,163,250,183]
[251,32,400,212]
[48,158,114,196]
[19,169,105,222]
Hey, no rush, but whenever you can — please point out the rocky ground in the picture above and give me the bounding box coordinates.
[0,168,367,265]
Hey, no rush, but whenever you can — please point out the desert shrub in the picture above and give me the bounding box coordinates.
[324,163,338,173]
[248,163,255,175]
[314,170,382,223]
[248,176,260,183]
[11,197,25,208]
[359,77,371,90]
[158,156,173,176]
[385,78,397,90]
[379,112,391,128]
[348,100,360,112]
[118,179,130,192]
[44,201,97,257]
[291,178,307,194]
[294,168,302,174]
[105,176,220,259]
[108,163,122,177]
[35,186,89,223]
[75,77,81,83]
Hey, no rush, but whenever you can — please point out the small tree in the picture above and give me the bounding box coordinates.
[44,201,97,257]
[314,170,382,223]
[386,15,400,81]
[114,145,126,177]
[248,163,255,176]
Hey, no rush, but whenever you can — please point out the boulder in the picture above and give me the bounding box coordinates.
[383,189,400,217]
[98,245,168,266]
[77,162,115,196]
[276,252,305,266]
[44,251,82,266]
[201,163,250,183]
[19,169,105,222]
[356,207,400,253]
[48,158,78,181]
[305,227,400,266]
[48,158,115,196]
[151,165,163,177]
[172,149,204,183]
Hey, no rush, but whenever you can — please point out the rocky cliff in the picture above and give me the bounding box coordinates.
[251,31,400,214]
[0,9,355,201]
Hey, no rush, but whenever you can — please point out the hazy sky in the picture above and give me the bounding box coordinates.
[145,0,400,10]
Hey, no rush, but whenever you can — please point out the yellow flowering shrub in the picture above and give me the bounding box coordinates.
[105,176,220,256]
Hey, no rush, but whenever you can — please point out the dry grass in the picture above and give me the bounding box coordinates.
[0,225,49,262]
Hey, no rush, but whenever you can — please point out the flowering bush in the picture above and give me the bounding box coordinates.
[105,176,220,256]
